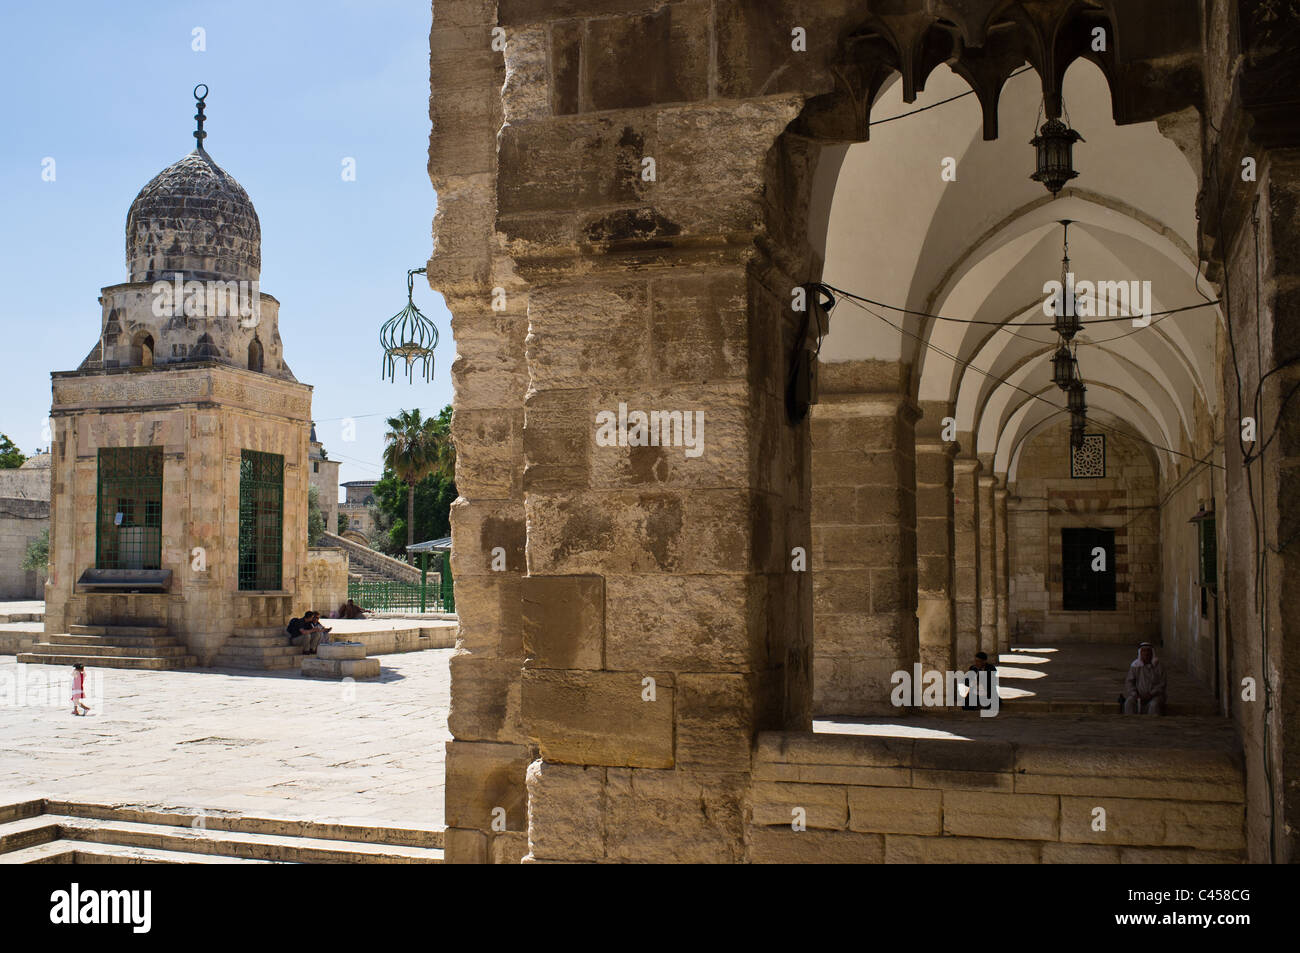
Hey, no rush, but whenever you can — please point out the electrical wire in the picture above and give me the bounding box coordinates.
[836,292,1225,470]
[867,66,1036,128]
[820,282,1221,326]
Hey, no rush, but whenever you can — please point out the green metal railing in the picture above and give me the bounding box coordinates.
[348,579,445,613]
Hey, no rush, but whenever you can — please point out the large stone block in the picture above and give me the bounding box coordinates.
[1013,745,1245,802]
[942,791,1060,841]
[522,574,604,670]
[522,669,674,768]
[444,827,488,865]
[749,828,884,864]
[447,653,525,743]
[884,834,1041,864]
[751,780,848,830]
[526,489,757,574]
[584,3,711,111]
[1059,796,1245,850]
[526,760,606,862]
[604,572,759,670]
[445,740,533,831]
[848,787,943,835]
[604,768,746,862]
[675,673,755,770]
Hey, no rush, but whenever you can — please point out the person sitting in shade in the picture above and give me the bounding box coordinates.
[1123,642,1167,715]
[961,651,999,712]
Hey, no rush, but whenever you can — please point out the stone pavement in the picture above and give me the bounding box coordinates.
[0,648,453,831]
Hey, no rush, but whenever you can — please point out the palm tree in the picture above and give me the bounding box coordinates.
[430,405,455,484]
[383,409,440,550]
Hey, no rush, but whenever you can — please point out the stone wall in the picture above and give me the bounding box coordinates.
[428,0,1300,864]
[0,461,52,600]
[749,730,1245,862]
[1008,417,1160,644]
[0,498,49,600]
[45,363,313,663]
[305,547,349,615]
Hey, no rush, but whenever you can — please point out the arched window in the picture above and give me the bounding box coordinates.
[248,337,264,372]
[133,331,154,368]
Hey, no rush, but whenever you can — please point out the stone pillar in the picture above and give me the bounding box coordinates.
[952,454,981,665]
[473,4,812,861]
[428,0,533,866]
[914,412,956,674]
[977,460,999,656]
[994,480,1010,654]
[812,383,920,715]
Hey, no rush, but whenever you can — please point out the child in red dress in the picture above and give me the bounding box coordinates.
[71,663,91,716]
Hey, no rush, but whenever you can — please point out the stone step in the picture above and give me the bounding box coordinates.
[233,626,287,639]
[28,641,189,659]
[3,839,280,864]
[44,802,440,848]
[217,641,301,657]
[45,632,182,648]
[211,653,302,671]
[0,814,443,864]
[38,800,445,849]
[0,613,44,624]
[16,652,197,671]
[69,624,169,637]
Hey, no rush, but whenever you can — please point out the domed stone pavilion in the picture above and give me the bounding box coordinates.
[42,88,313,665]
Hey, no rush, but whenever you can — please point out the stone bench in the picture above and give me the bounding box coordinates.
[300,641,380,680]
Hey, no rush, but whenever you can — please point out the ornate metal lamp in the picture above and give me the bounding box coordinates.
[380,267,439,383]
[1070,410,1087,450]
[1067,380,1087,416]
[1051,220,1082,340]
[1051,344,1077,390]
[1031,117,1084,195]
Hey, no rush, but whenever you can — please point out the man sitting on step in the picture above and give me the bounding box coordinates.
[1123,642,1167,715]
[286,612,324,655]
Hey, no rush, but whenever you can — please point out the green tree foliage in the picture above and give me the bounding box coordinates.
[0,433,26,469]
[337,511,350,534]
[376,406,455,557]
[381,406,454,552]
[22,529,49,574]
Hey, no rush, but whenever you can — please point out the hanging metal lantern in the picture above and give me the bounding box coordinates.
[1051,345,1077,390]
[1070,424,1087,451]
[1051,219,1082,340]
[1031,118,1084,195]
[1067,380,1087,415]
[379,267,439,383]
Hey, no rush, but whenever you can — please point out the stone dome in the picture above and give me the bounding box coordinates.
[125,148,261,283]
[20,452,51,469]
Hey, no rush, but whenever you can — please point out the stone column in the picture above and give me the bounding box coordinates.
[977,459,999,656]
[812,382,920,715]
[477,6,811,861]
[427,0,534,866]
[994,479,1010,654]
[914,412,956,674]
[952,454,982,665]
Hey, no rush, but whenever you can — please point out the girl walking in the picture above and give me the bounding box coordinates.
[71,663,91,716]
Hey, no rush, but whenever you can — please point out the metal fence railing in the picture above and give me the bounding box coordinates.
[348,579,445,613]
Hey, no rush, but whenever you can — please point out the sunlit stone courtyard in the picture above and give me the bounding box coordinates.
[0,646,452,832]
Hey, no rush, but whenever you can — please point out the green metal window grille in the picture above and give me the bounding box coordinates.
[95,447,164,570]
[238,450,284,591]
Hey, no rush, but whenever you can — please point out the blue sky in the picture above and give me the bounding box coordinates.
[0,0,452,493]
